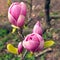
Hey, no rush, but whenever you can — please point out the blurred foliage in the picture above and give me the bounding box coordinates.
[0,28,20,60]
[40,55,45,60]
[0,28,36,60]
[7,0,12,6]
[0,53,20,60]
[50,12,59,16]
[0,28,19,51]
[43,31,52,40]
[0,27,56,60]
[25,52,35,60]
[39,11,44,17]
[0,28,9,37]
[43,32,47,40]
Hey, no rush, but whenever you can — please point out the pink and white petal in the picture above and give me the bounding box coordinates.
[17,15,25,27]
[23,40,39,51]
[8,12,17,26]
[10,5,21,20]
[18,42,23,54]
[19,2,27,16]
[31,33,40,42]
[8,2,19,13]
[33,21,43,35]
[35,40,44,51]
[23,34,33,41]
[36,33,44,42]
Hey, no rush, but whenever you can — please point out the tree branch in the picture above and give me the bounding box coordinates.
[34,48,52,58]
[23,50,28,59]
[51,15,60,19]
[45,0,51,25]
[25,0,33,26]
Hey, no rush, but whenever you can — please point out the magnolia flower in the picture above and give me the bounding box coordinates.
[18,42,23,54]
[23,33,44,52]
[33,21,43,35]
[8,2,27,27]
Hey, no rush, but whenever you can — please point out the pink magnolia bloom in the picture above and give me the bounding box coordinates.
[33,21,43,35]
[18,42,23,54]
[23,33,44,52]
[8,2,27,27]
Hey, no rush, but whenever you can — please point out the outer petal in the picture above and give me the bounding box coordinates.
[33,21,43,35]
[20,2,27,16]
[23,33,39,42]
[35,40,44,51]
[18,42,23,54]
[23,40,39,52]
[10,5,21,20]
[8,2,19,13]
[17,15,25,27]
[35,33,44,51]
[8,12,17,26]
[36,33,44,42]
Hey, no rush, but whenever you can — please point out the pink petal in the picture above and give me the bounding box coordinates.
[32,34,39,42]
[18,42,23,54]
[23,40,39,52]
[35,40,44,51]
[19,2,27,16]
[10,5,21,20]
[8,12,17,26]
[17,15,25,27]
[33,21,43,35]
[36,33,44,42]
[9,2,19,13]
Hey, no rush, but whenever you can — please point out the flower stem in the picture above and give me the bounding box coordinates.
[20,50,28,60]
[18,27,24,41]
[23,50,28,58]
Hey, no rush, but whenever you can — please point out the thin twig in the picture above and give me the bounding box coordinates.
[51,15,60,19]
[23,50,28,59]
[23,1,31,6]
[18,28,24,41]
[25,18,33,26]
[25,0,33,26]
[30,0,32,17]
[35,48,52,58]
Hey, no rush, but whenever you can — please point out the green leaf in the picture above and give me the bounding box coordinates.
[0,28,8,37]
[7,0,12,6]
[40,55,45,60]
[12,28,17,33]
[43,33,47,40]
[25,52,35,60]
[24,25,28,29]
[44,40,55,48]
[47,32,52,38]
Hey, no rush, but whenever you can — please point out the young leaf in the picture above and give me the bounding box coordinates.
[43,32,47,40]
[7,44,18,54]
[11,25,19,29]
[11,25,19,33]
[44,40,55,48]
[7,0,12,6]
[12,28,17,33]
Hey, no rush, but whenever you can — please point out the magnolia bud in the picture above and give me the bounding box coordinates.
[33,21,43,35]
[18,42,23,54]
